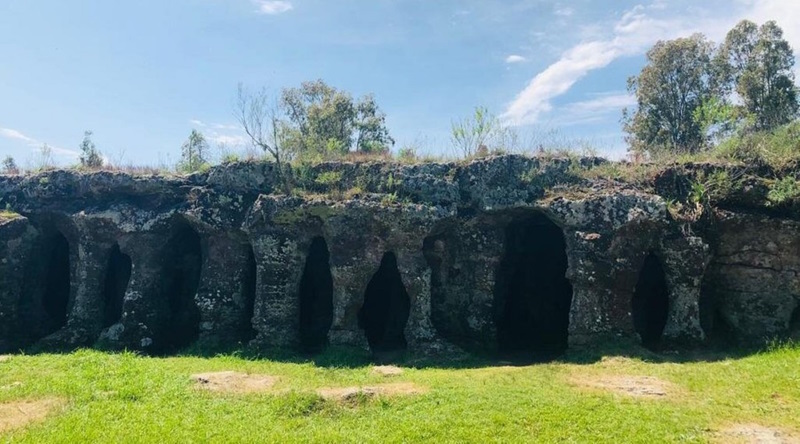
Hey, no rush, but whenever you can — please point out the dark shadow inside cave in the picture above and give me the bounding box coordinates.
[298,237,334,352]
[790,304,800,339]
[632,252,670,348]
[495,213,572,358]
[160,221,202,352]
[41,231,71,335]
[358,252,410,355]
[240,244,258,343]
[102,243,132,328]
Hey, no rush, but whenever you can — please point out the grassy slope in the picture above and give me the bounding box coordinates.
[1,342,798,443]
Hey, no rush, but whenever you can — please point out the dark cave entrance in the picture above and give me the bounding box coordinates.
[632,253,670,347]
[495,213,572,357]
[41,231,71,335]
[160,221,203,352]
[358,252,411,355]
[298,237,334,352]
[102,243,132,328]
[240,244,258,343]
[790,304,800,339]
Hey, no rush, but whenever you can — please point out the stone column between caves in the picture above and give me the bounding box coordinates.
[327,250,378,349]
[565,230,621,345]
[98,234,168,352]
[396,247,438,351]
[660,235,709,343]
[0,218,38,352]
[194,233,254,347]
[249,233,304,348]
[41,221,117,349]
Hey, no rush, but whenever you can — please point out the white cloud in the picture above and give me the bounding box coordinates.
[554,6,574,17]
[502,0,800,126]
[212,123,241,131]
[189,119,206,127]
[567,93,636,113]
[556,93,637,126]
[0,127,79,158]
[505,54,527,64]
[253,0,293,15]
[208,133,247,146]
[0,127,37,144]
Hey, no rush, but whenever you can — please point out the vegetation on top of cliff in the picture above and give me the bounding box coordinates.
[1,21,797,212]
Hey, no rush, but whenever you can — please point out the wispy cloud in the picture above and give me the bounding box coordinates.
[0,127,37,144]
[253,0,293,15]
[208,134,247,146]
[505,54,527,64]
[502,5,688,125]
[566,93,636,113]
[556,93,636,126]
[502,0,800,126]
[190,120,247,147]
[554,6,574,17]
[0,126,79,158]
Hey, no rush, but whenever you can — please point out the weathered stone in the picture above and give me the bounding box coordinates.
[1,155,797,357]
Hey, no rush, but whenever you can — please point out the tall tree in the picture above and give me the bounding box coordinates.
[623,34,716,156]
[179,129,208,173]
[79,130,103,169]
[355,94,394,153]
[717,20,798,131]
[280,79,392,157]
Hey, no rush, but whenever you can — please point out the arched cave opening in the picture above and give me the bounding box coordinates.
[41,231,71,335]
[102,243,132,328]
[240,244,258,343]
[298,236,334,352]
[160,221,202,352]
[358,252,411,355]
[632,252,670,348]
[495,213,572,357]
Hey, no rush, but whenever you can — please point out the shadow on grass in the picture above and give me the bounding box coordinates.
[159,337,780,370]
[10,337,790,371]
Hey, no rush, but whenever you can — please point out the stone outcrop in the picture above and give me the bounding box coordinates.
[0,155,798,356]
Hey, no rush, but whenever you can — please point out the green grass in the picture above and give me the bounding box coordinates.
[1,342,799,443]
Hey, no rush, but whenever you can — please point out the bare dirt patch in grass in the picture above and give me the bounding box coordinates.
[0,398,65,433]
[191,371,278,394]
[0,355,11,363]
[1,382,23,390]
[569,374,676,399]
[372,365,404,377]
[317,382,427,402]
[715,423,799,443]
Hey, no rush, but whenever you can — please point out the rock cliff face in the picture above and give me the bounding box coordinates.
[0,155,798,356]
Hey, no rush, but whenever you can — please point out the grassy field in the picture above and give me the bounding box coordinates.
[1,341,798,443]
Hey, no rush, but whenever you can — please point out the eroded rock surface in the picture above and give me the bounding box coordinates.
[1,155,797,356]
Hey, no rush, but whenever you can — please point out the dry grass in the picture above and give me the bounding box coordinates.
[568,374,676,399]
[316,382,428,402]
[191,371,278,394]
[0,398,65,434]
[715,423,799,444]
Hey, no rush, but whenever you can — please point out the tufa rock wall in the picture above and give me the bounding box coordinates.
[1,155,798,356]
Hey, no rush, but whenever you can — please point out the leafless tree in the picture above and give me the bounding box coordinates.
[235,83,291,192]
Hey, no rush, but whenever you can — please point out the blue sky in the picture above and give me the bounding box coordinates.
[1,0,799,166]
